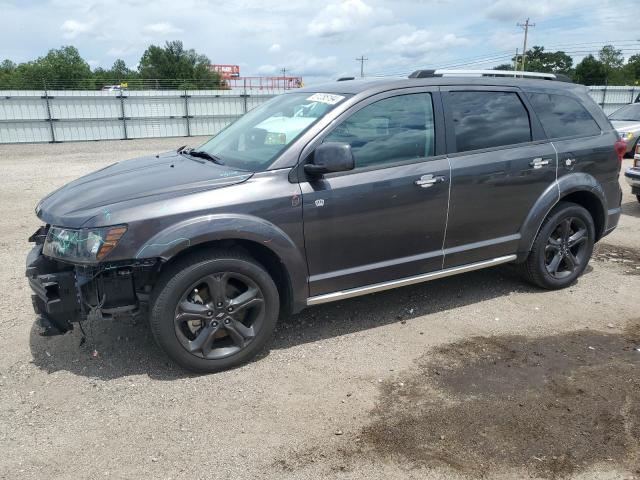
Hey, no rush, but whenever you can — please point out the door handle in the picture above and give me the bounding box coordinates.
[415,174,445,188]
[529,158,550,169]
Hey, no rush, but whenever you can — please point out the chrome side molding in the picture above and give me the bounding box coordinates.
[306,255,517,306]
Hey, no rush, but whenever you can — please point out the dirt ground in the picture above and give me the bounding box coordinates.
[0,138,639,480]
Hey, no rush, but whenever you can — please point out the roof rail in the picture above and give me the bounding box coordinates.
[409,69,571,82]
[337,76,356,82]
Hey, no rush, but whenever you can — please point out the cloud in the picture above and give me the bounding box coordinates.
[60,19,93,39]
[485,0,580,21]
[268,43,281,53]
[308,0,385,37]
[257,53,338,77]
[142,22,182,35]
[385,29,469,58]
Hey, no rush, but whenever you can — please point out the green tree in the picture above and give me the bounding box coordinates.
[9,46,92,89]
[574,55,607,85]
[626,54,640,82]
[598,45,624,72]
[493,63,515,71]
[523,46,573,74]
[92,59,139,89]
[138,40,221,89]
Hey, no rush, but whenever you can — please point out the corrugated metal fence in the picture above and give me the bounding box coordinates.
[1,85,639,144]
[588,85,640,115]
[0,88,279,143]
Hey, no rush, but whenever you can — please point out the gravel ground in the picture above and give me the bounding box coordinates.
[0,138,639,480]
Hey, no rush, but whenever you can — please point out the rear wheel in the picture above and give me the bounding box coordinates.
[150,249,279,373]
[521,202,595,289]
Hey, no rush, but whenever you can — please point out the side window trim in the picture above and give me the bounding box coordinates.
[441,86,544,156]
[293,87,445,182]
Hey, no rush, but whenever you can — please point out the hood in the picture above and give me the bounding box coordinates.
[610,120,640,132]
[36,151,253,227]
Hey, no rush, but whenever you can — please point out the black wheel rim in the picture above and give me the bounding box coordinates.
[173,272,265,360]
[544,216,589,280]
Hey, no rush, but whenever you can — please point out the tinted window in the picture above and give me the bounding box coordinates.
[324,93,435,168]
[526,92,601,138]
[448,91,531,152]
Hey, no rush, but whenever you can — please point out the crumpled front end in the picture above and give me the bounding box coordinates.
[26,225,157,336]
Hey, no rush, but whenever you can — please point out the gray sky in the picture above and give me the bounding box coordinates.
[1,0,639,84]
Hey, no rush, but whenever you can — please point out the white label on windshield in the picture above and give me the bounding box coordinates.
[306,93,345,105]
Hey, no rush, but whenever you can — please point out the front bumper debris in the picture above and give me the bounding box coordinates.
[26,244,80,335]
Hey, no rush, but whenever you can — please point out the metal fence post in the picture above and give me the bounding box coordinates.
[119,90,128,140]
[183,89,191,137]
[242,78,248,114]
[600,85,607,109]
[42,81,57,143]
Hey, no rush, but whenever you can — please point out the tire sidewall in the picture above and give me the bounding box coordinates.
[151,255,279,373]
[532,204,595,289]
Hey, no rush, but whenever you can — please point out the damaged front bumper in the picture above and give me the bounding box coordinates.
[27,244,80,335]
[26,226,157,336]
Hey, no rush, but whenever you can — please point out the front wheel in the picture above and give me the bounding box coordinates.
[150,249,280,373]
[520,202,595,289]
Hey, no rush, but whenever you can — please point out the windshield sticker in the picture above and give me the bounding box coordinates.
[306,93,345,105]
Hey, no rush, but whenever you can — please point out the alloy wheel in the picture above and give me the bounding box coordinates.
[173,272,265,359]
[544,216,589,280]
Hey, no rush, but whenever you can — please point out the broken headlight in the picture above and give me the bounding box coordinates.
[43,225,127,263]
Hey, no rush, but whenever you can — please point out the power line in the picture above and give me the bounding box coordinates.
[355,55,368,78]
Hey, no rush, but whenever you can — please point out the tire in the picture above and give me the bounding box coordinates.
[150,249,279,373]
[636,194,640,204]
[520,201,595,290]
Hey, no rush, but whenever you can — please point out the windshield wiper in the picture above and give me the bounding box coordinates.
[181,148,225,165]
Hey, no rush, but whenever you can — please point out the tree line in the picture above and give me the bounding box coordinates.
[0,41,222,90]
[494,45,640,85]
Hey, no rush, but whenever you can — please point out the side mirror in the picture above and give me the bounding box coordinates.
[304,142,355,176]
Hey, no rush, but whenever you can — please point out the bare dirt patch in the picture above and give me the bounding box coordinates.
[359,323,640,478]
[593,243,640,274]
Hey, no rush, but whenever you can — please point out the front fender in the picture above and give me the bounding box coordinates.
[136,213,308,312]
[516,172,607,261]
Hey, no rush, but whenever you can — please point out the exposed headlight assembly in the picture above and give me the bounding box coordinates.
[43,225,127,263]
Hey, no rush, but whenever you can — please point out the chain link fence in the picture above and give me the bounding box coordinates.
[1,84,639,144]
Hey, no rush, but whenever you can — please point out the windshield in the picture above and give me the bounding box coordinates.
[609,104,640,122]
[196,92,349,171]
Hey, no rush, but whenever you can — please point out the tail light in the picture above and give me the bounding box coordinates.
[614,139,626,162]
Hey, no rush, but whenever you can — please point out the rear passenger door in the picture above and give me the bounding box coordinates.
[525,91,620,221]
[441,87,557,268]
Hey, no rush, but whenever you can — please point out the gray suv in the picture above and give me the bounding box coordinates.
[27,72,624,372]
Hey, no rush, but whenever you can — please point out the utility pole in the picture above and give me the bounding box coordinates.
[517,18,535,71]
[355,55,368,78]
[513,48,519,74]
[281,67,287,90]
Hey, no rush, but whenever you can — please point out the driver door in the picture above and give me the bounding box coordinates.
[300,88,451,297]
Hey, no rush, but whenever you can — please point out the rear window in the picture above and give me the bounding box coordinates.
[526,92,600,139]
[447,91,532,153]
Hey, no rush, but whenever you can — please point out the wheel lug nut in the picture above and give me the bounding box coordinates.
[212,321,218,327]
[224,318,231,325]
[216,302,223,307]
[227,307,233,312]
[207,311,213,316]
